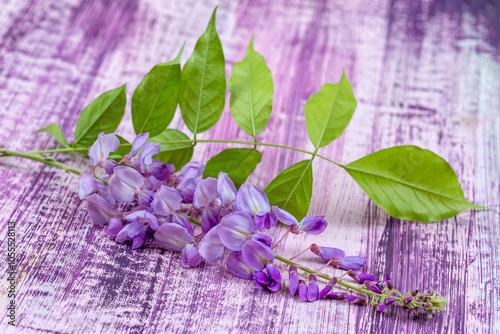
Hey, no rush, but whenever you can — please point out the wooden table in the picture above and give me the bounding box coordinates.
[1,0,498,333]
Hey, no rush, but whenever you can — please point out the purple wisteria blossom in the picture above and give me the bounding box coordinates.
[79,133,447,319]
[272,206,327,235]
[310,244,366,271]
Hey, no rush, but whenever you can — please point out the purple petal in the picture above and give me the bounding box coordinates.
[226,252,253,279]
[319,285,332,299]
[131,133,149,155]
[176,162,205,191]
[132,230,147,249]
[337,256,366,271]
[108,166,145,202]
[151,185,183,216]
[289,266,299,296]
[266,265,281,292]
[310,244,345,263]
[307,275,319,301]
[271,206,298,227]
[298,280,308,301]
[193,177,218,209]
[218,212,255,252]
[181,244,202,268]
[385,297,396,305]
[325,292,347,300]
[103,159,119,175]
[297,216,327,235]
[241,239,274,271]
[140,142,160,170]
[370,285,383,294]
[87,194,119,226]
[217,172,237,207]
[124,210,159,231]
[147,161,175,181]
[236,184,271,217]
[345,295,357,302]
[116,221,144,243]
[251,233,272,248]
[106,218,124,237]
[254,212,277,231]
[79,173,98,199]
[378,304,387,312]
[253,271,270,289]
[171,214,194,236]
[198,226,225,264]
[357,273,376,284]
[88,132,120,167]
[154,223,194,252]
[200,206,220,234]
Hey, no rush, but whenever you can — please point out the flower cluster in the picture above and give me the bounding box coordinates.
[80,132,327,273]
[80,132,447,320]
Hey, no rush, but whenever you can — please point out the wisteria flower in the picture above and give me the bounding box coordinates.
[310,244,366,270]
[272,206,327,235]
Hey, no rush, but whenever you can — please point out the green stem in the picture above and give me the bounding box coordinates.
[23,139,344,167]
[0,149,81,175]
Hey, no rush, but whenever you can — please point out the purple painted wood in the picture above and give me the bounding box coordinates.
[0,0,498,333]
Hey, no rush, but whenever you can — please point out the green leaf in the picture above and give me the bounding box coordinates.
[108,135,130,161]
[265,159,313,220]
[179,7,226,134]
[343,145,484,222]
[305,70,357,148]
[228,36,273,138]
[132,45,184,137]
[150,129,193,171]
[35,123,70,148]
[203,148,262,187]
[73,84,126,147]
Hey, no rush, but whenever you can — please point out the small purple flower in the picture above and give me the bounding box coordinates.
[298,280,308,301]
[272,207,327,235]
[288,266,299,296]
[175,162,205,203]
[310,244,366,271]
[217,172,236,208]
[88,132,120,167]
[241,239,274,271]
[193,177,218,209]
[108,166,145,203]
[87,194,119,226]
[345,295,366,305]
[139,142,160,171]
[385,297,396,305]
[325,292,347,300]
[370,285,383,294]
[170,214,194,236]
[235,184,271,217]
[319,277,337,299]
[385,274,394,290]
[124,210,159,232]
[253,264,281,292]
[151,186,183,216]
[378,304,387,313]
[113,210,158,249]
[347,271,376,283]
[226,252,253,279]
[306,275,319,302]
[181,244,202,268]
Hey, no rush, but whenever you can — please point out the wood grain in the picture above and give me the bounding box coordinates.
[0,0,498,333]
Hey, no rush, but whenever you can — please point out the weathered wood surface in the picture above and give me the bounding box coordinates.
[0,0,498,333]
